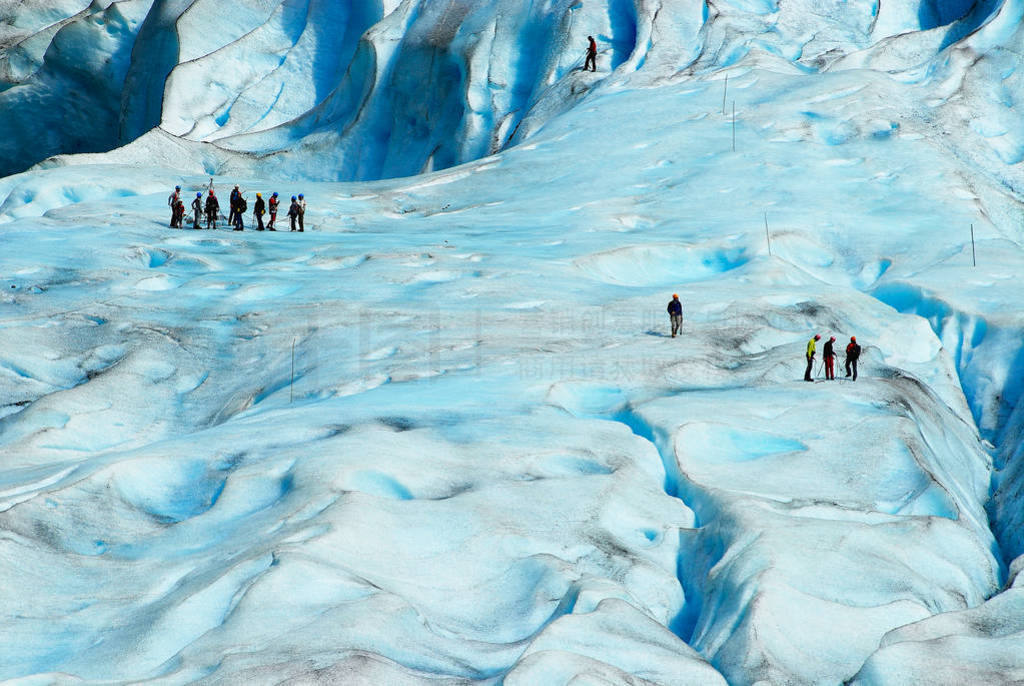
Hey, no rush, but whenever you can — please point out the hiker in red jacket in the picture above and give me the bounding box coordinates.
[585,36,597,72]
[267,192,279,230]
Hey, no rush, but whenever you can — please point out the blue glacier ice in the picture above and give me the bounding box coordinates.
[1,0,1024,683]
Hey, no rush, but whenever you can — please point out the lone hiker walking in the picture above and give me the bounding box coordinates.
[845,336,861,381]
[585,35,598,72]
[823,336,837,380]
[805,334,820,382]
[667,294,683,338]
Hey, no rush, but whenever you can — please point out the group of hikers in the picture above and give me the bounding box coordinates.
[167,185,307,232]
[667,295,863,381]
[805,334,861,381]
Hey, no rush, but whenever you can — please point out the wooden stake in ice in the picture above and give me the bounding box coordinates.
[971,223,976,267]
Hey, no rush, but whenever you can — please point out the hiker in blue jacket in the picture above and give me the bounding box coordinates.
[667,294,683,337]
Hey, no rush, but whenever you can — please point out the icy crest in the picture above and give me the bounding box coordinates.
[2,0,1020,179]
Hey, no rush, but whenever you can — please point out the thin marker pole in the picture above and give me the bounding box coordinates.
[475,308,482,374]
[290,338,296,403]
[722,75,728,116]
[732,101,736,152]
[765,212,772,256]
[970,224,976,267]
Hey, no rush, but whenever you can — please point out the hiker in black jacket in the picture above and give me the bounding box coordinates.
[205,191,220,230]
[228,185,241,228]
[232,191,246,231]
[823,336,837,380]
[845,337,861,381]
[667,294,683,337]
[288,196,300,232]
[191,193,202,229]
[254,193,265,231]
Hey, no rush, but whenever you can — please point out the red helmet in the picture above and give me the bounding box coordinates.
[814,334,821,340]
[830,336,835,341]
[850,336,856,342]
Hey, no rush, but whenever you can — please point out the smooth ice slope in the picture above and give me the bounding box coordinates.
[2,0,1024,684]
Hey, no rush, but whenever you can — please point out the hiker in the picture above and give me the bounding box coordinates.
[267,192,279,230]
[205,190,219,230]
[254,193,265,231]
[288,195,300,232]
[805,334,820,382]
[228,185,241,228]
[845,336,861,381]
[173,197,186,229]
[667,294,683,338]
[168,185,181,227]
[585,36,597,72]
[297,193,307,232]
[191,193,203,229]
[233,191,246,231]
[823,336,837,380]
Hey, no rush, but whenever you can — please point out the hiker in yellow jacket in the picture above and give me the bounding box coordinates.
[804,334,820,382]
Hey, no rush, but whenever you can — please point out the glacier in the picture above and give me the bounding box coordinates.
[1,0,1023,684]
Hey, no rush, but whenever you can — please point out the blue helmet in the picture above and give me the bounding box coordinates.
[196,192,201,197]
[175,185,180,191]
[298,194,304,199]
[291,195,296,200]
[272,192,278,197]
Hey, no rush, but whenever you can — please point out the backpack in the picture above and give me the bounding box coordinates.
[239,198,248,212]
